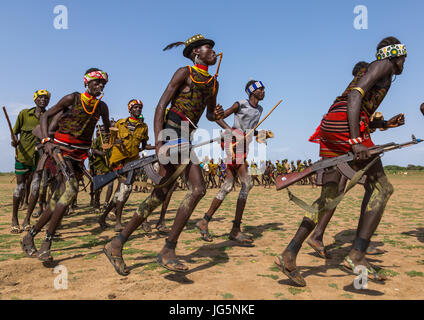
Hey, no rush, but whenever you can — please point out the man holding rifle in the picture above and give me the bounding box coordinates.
[103,34,224,275]
[7,90,50,233]
[21,68,111,262]
[276,37,407,286]
[98,99,153,232]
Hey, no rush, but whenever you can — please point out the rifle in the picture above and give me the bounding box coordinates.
[93,136,222,191]
[3,106,19,147]
[52,147,73,182]
[276,135,423,191]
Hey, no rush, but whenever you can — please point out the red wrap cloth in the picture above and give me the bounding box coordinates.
[309,101,373,158]
[220,128,251,171]
[54,132,91,161]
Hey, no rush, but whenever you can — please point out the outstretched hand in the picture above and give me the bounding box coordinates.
[386,113,405,128]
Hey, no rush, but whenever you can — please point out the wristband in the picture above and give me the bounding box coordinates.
[348,137,364,145]
[41,137,51,144]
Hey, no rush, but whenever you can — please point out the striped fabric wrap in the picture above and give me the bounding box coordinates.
[54,132,91,162]
[245,81,264,95]
[309,101,373,158]
[309,67,390,158]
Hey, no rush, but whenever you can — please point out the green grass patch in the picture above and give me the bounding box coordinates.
[257,274,279,280]
[83,253,98,260]
[341,293,354,299]
[328,283,338,289]
[288,287,305,296]
[0,253,26,262]
[222,293,234,300]
[53,240,78,249]
[144,262,160,271]
[405,270,424,277]
[379,269,400,278]
[122,248,145,255]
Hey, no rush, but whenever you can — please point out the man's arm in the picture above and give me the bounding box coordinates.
[206,80,224,122]
[99,101,111,134]
[154,67,189,154]
[215,101,240,130]
[11,111,23,146]
[40,94,75,155]
[347,60,393,160]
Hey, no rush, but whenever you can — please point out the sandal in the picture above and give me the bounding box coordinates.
[141,221,152,233]
[156,223,170,233]
[103,243,130,276]
[157,253,188,273]
[229,232,254,247]
[195,221,213,242]
[274,255,306,287]
[366,245,385,256]
[307,239,331,259]
[21,235,37,257]
[98,218,109,231]
[32,210,42,218]
[37,249,53,262]
[342,256,387,282]
[10,226,22,234]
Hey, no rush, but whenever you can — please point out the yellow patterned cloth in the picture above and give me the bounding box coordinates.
[109,117,149,168]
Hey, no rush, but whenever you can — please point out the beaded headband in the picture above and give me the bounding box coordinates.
[33,89,51,101]
[376,44,407,60]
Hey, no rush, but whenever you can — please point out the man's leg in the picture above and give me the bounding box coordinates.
[37,176,79,261]
[307,176,348,258]
[104,165,176,275]
[98,181,121,230]
[11,174,28,233]
[196,169,235,242]
[34,169,48,218]
[21,178,62,257]
[114,181,133,232]
[158,163,206,271]
[277,180,340,286]
[229,164,254,244]
[104,181,114,207]
[156,179,178,232]
[22,172,42,230]
[347,160,393,278]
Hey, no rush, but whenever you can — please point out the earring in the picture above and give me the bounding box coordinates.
[194,55,201,65]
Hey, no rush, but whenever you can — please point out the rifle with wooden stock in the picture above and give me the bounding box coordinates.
[276,135,423,191]
[92,136,222,191]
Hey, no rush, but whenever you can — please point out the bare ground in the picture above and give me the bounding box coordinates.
[0,173,423,300]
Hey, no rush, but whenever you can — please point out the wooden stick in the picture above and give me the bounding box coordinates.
[97,124,109,167]
[3,106,18,146]
[234,99,283,147]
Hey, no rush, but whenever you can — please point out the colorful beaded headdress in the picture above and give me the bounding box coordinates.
[33,89,51,101]
[83,70,109,86]
[376,44,407,60]
[128,99,143,111]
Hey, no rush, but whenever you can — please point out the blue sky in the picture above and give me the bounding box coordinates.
[1,0,423,171]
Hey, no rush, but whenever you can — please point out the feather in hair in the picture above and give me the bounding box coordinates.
[163,41,185,51]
